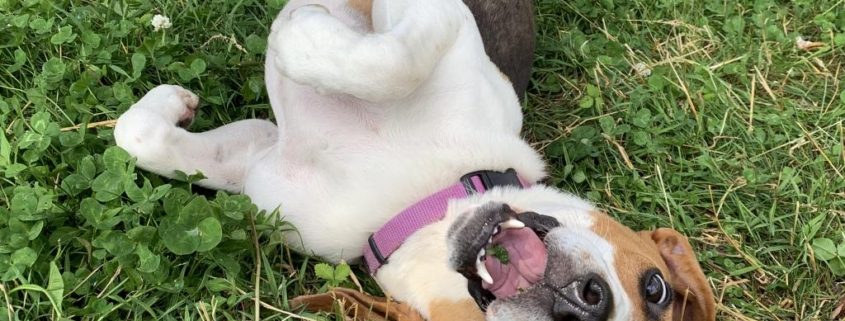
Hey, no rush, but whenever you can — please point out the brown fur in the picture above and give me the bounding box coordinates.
[291,288,424,321]
[347,0,373,19]
[592,212,667,320]
[428,299,485,321]
[650,228,716,321]
[590,212,715,321]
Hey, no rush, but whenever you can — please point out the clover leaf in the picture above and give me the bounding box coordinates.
[813,238,837,261]
[135,245,161,273]
[159,196,222,255]
[79,198,122,230]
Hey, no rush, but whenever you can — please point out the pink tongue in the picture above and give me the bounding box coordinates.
[483,228,547,298]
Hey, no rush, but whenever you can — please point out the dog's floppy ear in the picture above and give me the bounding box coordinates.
[649,228,716,321]
[291,287,425,321]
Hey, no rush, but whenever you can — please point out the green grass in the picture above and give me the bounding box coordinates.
[1,0,844,320]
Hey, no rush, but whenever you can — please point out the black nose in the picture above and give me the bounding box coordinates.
[550,273,612,321]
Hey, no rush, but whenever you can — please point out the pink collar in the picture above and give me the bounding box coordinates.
[363,169,527,274]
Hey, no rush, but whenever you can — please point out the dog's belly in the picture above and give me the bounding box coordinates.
[240,141,450,263]
[241,129,547,262]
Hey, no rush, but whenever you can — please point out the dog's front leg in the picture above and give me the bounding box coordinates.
[114,85,277,192]
[269,0,464,102]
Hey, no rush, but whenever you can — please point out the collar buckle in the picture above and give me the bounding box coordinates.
[460,168,522,194]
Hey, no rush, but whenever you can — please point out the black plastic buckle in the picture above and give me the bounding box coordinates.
[460,168,521,194]
[367,234,388,267]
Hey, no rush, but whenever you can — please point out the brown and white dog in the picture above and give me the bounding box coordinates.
[114,0,716,320]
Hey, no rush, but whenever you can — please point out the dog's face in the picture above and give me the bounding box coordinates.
[448,203,715,321]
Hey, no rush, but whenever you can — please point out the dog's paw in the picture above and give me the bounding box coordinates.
[132,85,200,128]
[269,7,348,87]
[114,85,200,165]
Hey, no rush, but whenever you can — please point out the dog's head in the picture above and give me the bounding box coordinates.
[447,202,715,321]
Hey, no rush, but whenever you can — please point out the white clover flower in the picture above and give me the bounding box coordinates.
[151,14,172,32]
[632,62,652,77]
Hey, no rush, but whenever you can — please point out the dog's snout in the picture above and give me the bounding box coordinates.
[550,274,612,321]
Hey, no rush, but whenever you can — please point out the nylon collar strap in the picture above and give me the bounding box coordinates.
[362,169,526,274]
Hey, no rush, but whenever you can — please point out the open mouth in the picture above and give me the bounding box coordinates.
[478,222,546,298]
[454,210,561,310]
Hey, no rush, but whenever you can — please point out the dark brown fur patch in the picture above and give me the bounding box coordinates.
[462,0,535,101]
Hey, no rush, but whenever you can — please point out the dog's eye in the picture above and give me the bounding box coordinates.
[643,270,671,306]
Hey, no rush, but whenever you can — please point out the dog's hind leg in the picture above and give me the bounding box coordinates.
[114,85,277,192]
[269,0,465,102]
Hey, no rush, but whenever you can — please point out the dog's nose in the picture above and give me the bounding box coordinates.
[550,273,612,321]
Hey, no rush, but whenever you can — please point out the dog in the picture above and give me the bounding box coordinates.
[114,0,716,320]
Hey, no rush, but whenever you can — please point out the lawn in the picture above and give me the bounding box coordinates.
[1,0,843,320]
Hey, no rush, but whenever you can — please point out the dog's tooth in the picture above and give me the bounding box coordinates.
[492,226,501,235]
[479,248,486,257]
[476,259,494,284]
[500,218,525,229]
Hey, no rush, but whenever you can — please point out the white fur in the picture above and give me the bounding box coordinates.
[113,0,620,319]
[117,0,540,262]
